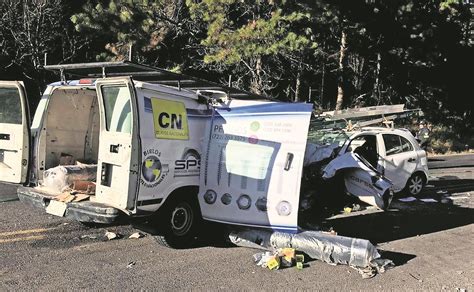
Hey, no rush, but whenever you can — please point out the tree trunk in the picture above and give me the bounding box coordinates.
[373,52,381,104]
[295,68,301,102]
[335,30,347,111]
[320,55,326,108]
[250,57,263,95]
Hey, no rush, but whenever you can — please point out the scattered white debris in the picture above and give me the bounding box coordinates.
[447,196,469,200]
[105,231,119,240]
[419,198,438,203]
[398,197,417,202]
[128,232,144,239]
[45,200,67,217]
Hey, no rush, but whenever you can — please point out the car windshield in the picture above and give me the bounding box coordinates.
[307,126,349,146]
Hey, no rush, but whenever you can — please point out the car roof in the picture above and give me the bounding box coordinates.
[348,127,411,135]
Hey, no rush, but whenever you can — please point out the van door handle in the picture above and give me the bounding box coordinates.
[407,158,415,163]
[0,133,10,140]
[284,153,294,171]
[110,144,120,153]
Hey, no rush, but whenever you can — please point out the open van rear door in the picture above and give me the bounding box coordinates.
[95,77,140,211]
[0,81,30,184]
[199,101,312,231]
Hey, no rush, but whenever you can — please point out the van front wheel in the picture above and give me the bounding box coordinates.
[154,198,201,249]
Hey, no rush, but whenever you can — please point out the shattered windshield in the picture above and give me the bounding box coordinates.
[307,117,349,146]
[307,127,349,146]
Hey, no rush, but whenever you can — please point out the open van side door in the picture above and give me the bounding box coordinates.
[199,101,312,231]
[95,77,140,211]
[0,81,30,184]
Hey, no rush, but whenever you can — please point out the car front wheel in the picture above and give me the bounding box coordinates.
[405,173,425,196]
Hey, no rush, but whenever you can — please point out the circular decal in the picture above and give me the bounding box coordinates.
[248,135,259,144]
[221,193,232,205]
[255,197,267,212]
[140,149,169,188]
[204,190,217,204]
[142,156,162,183]
[237,194,252,210]
[276,200,292,216]
[250,121,260,132]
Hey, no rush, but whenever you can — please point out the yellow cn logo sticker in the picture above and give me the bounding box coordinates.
[151,98,189,140]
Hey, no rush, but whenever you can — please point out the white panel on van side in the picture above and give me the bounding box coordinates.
[199,101,312,231]
[134,87,209,210]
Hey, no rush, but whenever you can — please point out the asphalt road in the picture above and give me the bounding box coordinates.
[0,156,473,290]
[428,153,474,169]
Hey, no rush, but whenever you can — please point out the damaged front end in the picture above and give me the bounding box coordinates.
[301,142,393,215]
[322,152,393,210]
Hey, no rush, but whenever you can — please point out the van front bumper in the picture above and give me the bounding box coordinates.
[17,186,122,224]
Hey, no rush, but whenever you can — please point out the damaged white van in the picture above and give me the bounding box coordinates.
[0,62,393,248]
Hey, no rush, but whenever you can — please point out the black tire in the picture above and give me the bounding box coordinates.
[153,196,202,249]
[405,173,425,196]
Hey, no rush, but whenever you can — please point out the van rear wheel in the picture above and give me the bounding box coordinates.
[154,197,201,249]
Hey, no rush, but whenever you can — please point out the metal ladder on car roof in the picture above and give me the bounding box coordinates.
[313,104,422,131]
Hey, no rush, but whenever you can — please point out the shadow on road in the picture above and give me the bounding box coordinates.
[321,201,473,244]
[318,175,473,244]
[378,250,417,266]
[425,177,474,195]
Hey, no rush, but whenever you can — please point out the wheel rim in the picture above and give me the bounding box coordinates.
[408,175,423,195]
[171,202,193,236]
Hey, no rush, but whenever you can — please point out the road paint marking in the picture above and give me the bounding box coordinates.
[0,235,45,243]
[0,227,57,237]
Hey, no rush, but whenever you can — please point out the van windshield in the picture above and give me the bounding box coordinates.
[101,85,132,133]
[0,87,22,124]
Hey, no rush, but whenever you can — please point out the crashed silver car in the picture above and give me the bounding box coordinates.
[305,126,429,197]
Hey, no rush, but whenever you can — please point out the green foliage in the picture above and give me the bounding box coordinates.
[187,0,317,95]
[188,0,313,64]
[0,0,471,135]
[71,0,187,63]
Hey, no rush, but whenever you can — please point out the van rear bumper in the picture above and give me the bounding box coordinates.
[17,186,122,224]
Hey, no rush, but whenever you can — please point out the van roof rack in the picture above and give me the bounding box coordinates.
[42,61,269,100]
